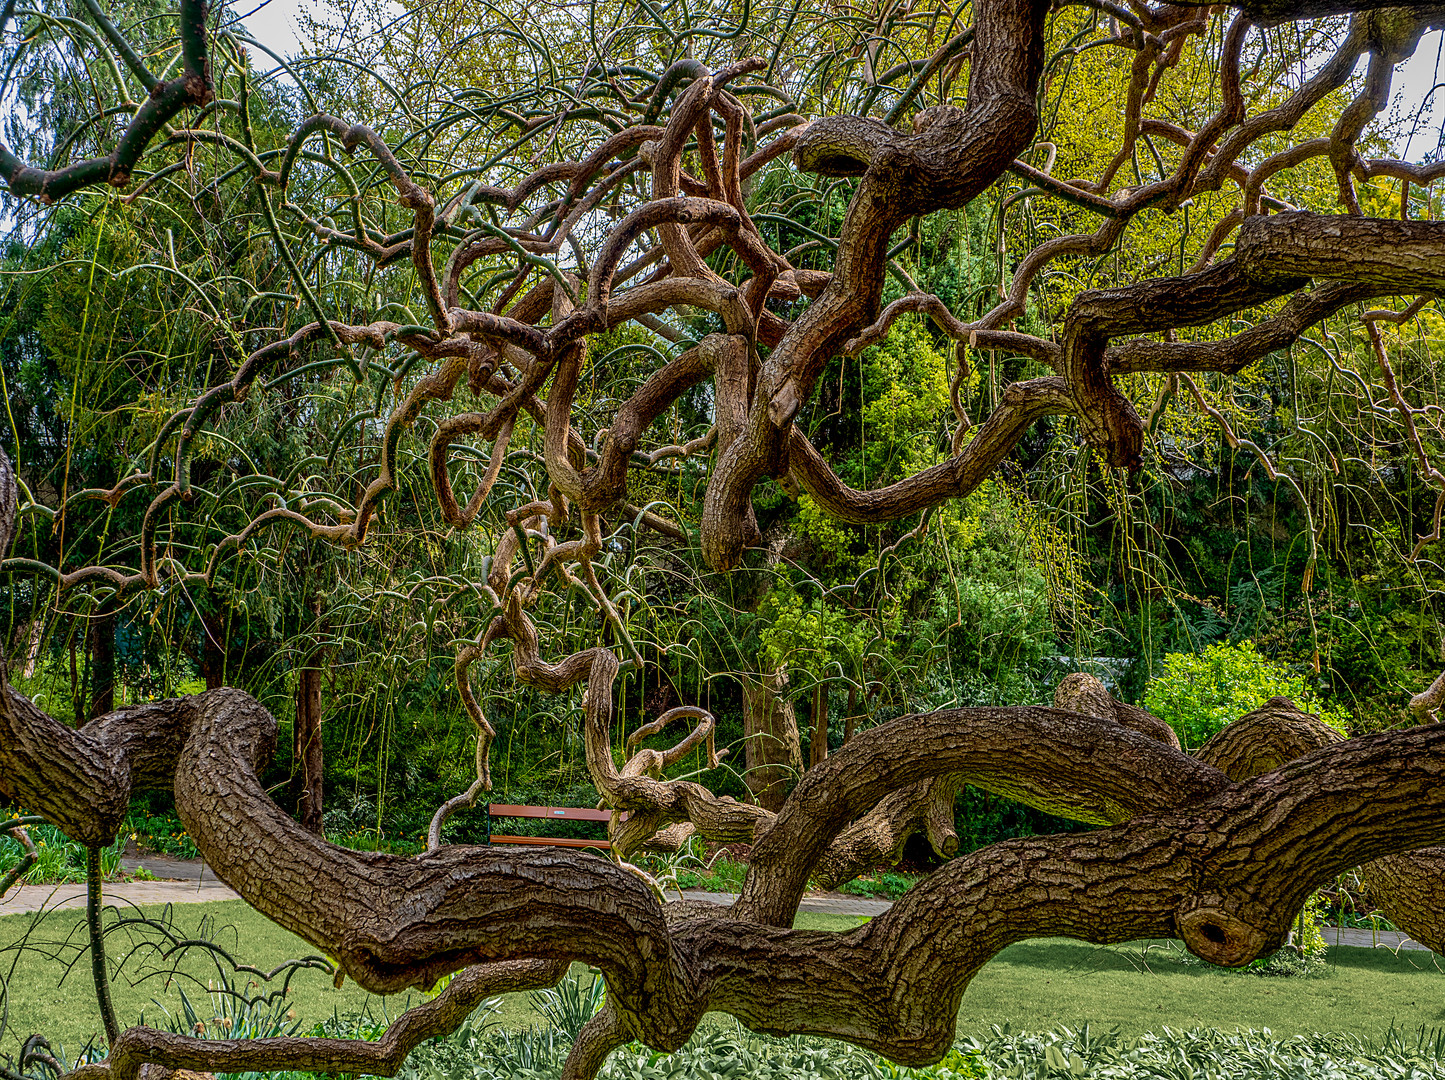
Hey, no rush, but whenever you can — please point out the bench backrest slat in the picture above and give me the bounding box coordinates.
[487,804,611,822]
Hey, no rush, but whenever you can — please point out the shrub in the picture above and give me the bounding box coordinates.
[839,871,917,900]
[1142,640,1350,750]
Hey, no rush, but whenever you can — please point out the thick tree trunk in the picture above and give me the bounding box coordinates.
[1096,685,1445,956]
[1361,849,1445,954]
[740,667,801,810]
[8,678,1445,1080]
[812,773,964,888]
[1054,672,1180,749]
[89,603,116,720]
[292,662,324,834]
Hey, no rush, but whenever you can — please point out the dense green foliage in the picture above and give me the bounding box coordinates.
[3,4,1445,1080]
[0,817,127,882]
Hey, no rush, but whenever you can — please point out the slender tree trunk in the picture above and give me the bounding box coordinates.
[21,619,42,679]
[809,681,828,768]
[844,684,858,744]
[200,611,227,690]
[740,667,802,811]
[89,603,116,719]
[293,661,324,833]
[68,634,81,725]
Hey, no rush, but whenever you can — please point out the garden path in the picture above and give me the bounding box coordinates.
[0,877,240,914]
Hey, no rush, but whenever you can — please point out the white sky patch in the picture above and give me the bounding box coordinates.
[234,0,308,62]
[1390,29,1444,162]
[229,1,1445,165]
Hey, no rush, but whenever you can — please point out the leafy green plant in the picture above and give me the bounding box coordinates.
[388,1022,1445,1080]
[852,316,953,485]
[601,1026,892,1080]
[676,854,749,893]
[634,842,749,895]
[141,982,304,1042]
[326,828,426,856]
[874,1046,990,1078]
[838,871,918,900]
[529,971,606,1041]
[963,1022,1445,1079]
[0,1034,108,1080]
[1142,640,1350,750]
[393,1024,568,1080]
[0,820,128,885]
[123,808,201,860]
[1291,890,1329,964]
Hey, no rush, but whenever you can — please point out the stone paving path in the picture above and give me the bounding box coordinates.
[119,855,219,881]
[1323,924,1433,952]
[677,888,892,918]
[0,878,240,916]
[0,856,240,915]
[2,862,1434,956]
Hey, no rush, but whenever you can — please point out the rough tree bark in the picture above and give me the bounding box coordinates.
[1197,695,1445,956]
[7,645,1444,1079]
[1053,672,1180,750]
[1065,679,1445,957]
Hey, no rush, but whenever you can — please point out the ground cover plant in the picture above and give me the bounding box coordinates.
[3,0,1445,1075]
[389,1022,1445,1080]
[200,975,1445,1080]
[837,872,920,901]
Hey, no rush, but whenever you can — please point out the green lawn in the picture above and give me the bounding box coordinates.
[956,937,1445,1039]
[2,902,1440,1065]
[1,900,396,1059]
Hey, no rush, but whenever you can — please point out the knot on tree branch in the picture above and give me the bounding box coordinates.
[1175,897,1274,967]
[793,116,903,176]
[910,104,966,134]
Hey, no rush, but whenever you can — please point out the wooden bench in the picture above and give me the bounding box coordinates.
[484,804,617,850]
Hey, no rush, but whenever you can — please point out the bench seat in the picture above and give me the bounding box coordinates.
[488,834,612,849]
